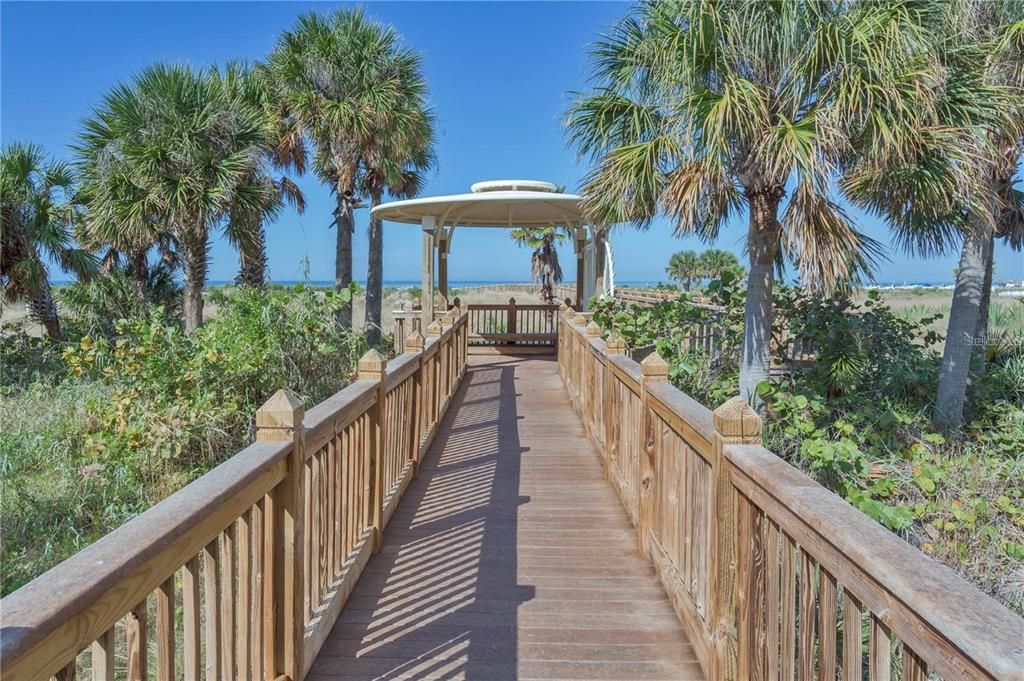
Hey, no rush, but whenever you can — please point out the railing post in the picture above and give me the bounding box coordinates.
[572,312,587,409]
[406,331,426,476]
[507,297,517,346]
[359,350,387,554]
[604,333,626,480]
[710,396,763,681]
[584,321,601,438]
[255,389,306,681]
[426,321,442,427]
[638,353,668,557]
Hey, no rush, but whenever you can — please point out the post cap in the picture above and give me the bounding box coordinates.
[585,321,601,337]
[713,396,762,441]
[606,333,626,354]
[406,330,425,350]
[640,352,669,381]
[573,312,587,326]
[256,389,304,432]
[358,349,387,379]
[426,320,443,336]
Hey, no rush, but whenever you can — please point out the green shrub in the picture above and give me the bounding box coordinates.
[1,285,365,594]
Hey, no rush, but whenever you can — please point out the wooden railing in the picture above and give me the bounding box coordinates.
[557,307,1024,681]
[466,297,559,350]
[1,308,470,681]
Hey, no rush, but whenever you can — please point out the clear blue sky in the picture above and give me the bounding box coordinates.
[3,1,1021,284]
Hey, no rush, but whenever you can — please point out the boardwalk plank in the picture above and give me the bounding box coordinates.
[308,356,704,680]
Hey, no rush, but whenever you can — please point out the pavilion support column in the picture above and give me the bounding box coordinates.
[438,238,448,309]
[575,228,586,310]
[421,216,435,327]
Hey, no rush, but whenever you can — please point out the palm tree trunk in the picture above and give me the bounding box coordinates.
[740,189,783,406]
[238,221,268,288]
[181,231,209,334]
[935,214,990,428]
[364,191,384,346]
[971,230,995,379]
[131,248,149,298]
[334,192,355,328]
[29,275,64,341]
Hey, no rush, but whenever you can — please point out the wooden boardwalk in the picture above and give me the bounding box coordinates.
[308,355,704,680]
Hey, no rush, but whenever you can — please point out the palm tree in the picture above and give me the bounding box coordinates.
[699,249,743,281]
[844,2,1023,427]
[75,64,273,332]
[0,142,96,339]
[511,226,567,304]
[666,250,702,290]
[360,63,435,347]
[271,8,424,327]
[215,62,307,289]
[567,1,932,402]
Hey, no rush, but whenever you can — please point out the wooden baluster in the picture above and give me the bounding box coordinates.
[868,616,891,681]
[359,349,387,553]
[156,575,175,681]
[237,513,251,680]
[182,556,202,680]
[737,495,767,681]
[780,534,797,681]
[427,321,442,426]
[843,591,863,681]
[903,647,927,681]
[255,389,306,681]
[203,539,222,681]
[251,501,264,681]
[765,520,781,681]
[126,601,147,681]
[797,553,817,681]
[638,352,668,558]
[91,628,115,681]
[572,313,587,409]
[221,525,236,681]
[818,567,838,680]
[710,396,763,681]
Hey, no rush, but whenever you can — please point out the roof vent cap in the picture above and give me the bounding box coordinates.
[471,179,558,194]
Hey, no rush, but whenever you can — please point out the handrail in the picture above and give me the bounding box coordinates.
[466,297,559,350]
[0,307,471,681]
[557,306,1024,681]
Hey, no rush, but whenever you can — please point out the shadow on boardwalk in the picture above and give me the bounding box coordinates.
[308,356,702,681]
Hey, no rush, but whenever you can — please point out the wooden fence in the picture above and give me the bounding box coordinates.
[557,307,1024,681]
[466,297,559,351]
[0,309,470,681]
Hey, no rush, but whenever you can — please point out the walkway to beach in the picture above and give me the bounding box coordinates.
[307,355,704,680]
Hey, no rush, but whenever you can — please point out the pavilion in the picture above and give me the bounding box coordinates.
[372,179,613,323]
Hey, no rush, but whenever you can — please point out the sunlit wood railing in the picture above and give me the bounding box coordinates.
[466,297,559,350]
[557,306,1024,681]
[0,308,470,681]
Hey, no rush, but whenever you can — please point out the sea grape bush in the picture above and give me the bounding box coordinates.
[590,280,1024,613]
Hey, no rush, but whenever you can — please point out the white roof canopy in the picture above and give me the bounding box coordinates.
[371,179,585,228]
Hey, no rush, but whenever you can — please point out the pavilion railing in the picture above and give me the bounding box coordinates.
[466,297,559,350]
[557,307,1024,681]
[0,308,470,681]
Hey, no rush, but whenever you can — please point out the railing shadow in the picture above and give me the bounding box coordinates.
[311,357,534,679]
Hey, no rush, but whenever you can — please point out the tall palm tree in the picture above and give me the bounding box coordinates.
[567,1,933,402]
[699,248,743,281]
[666,250,702,290]
[215,62,307,288]
[844,2,1023,427]
[75,64,273,332]
[271,8,424,327]
[0,142,96,339]
[511,226,567,304]
[360,66,435,346]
